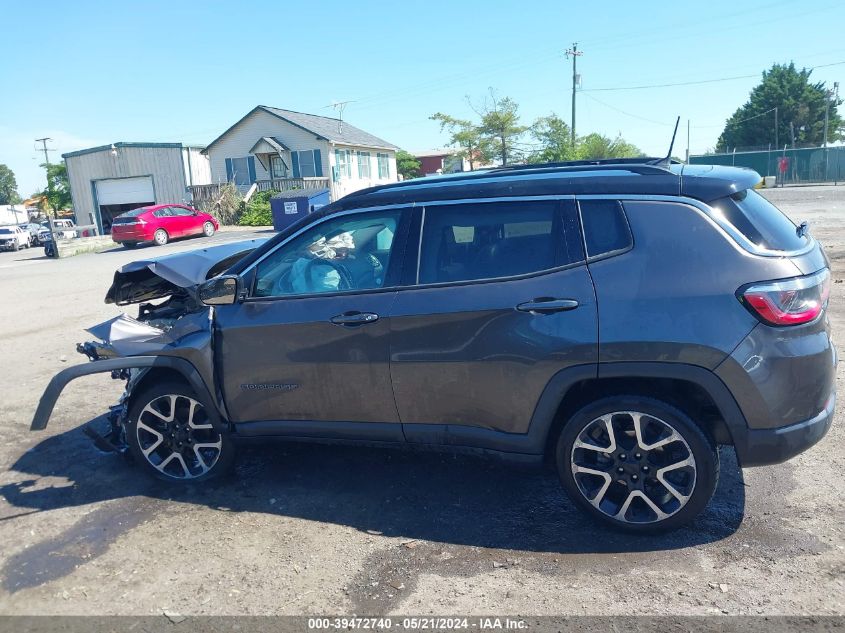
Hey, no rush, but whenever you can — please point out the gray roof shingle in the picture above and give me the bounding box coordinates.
[260,106,398,150]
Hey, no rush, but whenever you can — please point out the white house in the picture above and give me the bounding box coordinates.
[203,106,399,201]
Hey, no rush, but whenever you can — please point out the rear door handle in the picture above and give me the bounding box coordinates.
[330,311,380,325]
[516,298,580,314]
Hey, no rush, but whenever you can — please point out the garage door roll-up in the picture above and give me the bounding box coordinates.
[96,177,155,206]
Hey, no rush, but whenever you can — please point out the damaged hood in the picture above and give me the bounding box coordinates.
[105,238,267,305]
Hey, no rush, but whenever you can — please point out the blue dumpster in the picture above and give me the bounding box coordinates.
[270,189,331,232]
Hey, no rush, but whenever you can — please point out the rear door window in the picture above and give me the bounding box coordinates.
[578,199,633,258]
[418,200,582,285]
[710,189,808,251]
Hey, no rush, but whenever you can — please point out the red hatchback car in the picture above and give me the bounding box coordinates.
[111,204,218,248]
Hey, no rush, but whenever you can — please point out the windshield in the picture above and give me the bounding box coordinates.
[0,228,15,235]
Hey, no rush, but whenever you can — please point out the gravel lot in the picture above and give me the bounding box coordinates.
[0,190,842,617]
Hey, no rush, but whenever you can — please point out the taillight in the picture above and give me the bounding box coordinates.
[739,269,830,326]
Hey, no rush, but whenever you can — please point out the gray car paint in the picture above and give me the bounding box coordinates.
[714,316,836,429]
[587,199,805,368]
[30,166,836,472]
[389,264,597,433]
[216,291,400,424]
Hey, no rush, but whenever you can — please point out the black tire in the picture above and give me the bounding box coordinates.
[122,242,138,249]
[555,396,718,533]
[153,228,169,246]
[126,380,235,483]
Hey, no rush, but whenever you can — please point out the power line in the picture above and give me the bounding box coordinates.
[583,61,845,93]
[581,92,673,126]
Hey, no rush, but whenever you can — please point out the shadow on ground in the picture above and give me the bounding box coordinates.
[2,416,745,559]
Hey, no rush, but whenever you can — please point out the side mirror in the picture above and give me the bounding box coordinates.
[199,275,240,306]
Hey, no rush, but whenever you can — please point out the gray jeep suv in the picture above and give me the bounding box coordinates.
[32,160,836,532]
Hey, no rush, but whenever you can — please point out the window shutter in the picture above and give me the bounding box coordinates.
[313,149,323,177]
[247,156,256,183]
[292,151,301,178]
[225,158,234,182]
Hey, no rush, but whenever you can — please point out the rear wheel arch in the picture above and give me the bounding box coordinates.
[536,363,746,460]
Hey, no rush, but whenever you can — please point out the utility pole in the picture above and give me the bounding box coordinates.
[774,107,778,151]
[824,83,839,181]
[686,119,690,163]
[565,43,583,147]
[35,137,58,256]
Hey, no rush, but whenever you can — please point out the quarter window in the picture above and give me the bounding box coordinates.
[578,199,633,258]
[253,210,403,298]
[418,201,574,284]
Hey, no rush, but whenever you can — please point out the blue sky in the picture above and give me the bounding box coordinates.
[3,0,845,196]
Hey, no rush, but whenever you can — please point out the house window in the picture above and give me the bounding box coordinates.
[270,155,288,179]
[335,149,352,179]
[292,149,323,178]
[226,157,255,186]
[377,153,390,179]
[358,151,371,179]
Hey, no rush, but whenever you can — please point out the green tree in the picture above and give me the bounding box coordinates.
[575,133,643,160]
[0,164,21,205]
[40,162,72,217]
[717,62,842,151]
[475,90,527,165]
[529,115,576,163]
[395,150,421,179]
[429,113,493,170]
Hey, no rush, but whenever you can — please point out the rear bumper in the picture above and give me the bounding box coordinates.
[734,392,836,466]
[112,228,152,242]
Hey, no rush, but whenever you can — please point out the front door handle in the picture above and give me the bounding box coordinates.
[330,311,380,326]
[516,298,580,314]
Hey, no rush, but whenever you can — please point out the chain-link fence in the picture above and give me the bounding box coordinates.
[689,146,845,184]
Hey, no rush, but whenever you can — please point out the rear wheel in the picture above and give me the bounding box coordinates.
[126,381,235,482]
[153,228,169,246]
[556,396,718,533]
[202,221,215,237]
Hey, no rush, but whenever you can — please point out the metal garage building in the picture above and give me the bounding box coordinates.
[63,142,212,234]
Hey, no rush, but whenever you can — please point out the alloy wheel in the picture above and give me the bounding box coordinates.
[135,394,222,479]
[203,221,215,237]
[570,411,697,524]
[154,229,168,245]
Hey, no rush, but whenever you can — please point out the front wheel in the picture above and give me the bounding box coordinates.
[153,228,169,246]
[122,241,138,249]
[202,221,215,237]
[556,396,718,533]
[126,381,235,482]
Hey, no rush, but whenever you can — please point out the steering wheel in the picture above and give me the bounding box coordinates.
[304,257,354,292]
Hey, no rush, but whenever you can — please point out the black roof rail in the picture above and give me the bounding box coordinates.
[342,158,681,200]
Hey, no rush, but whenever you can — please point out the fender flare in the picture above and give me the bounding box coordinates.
[31,356,225,432]
[521,361,749,454]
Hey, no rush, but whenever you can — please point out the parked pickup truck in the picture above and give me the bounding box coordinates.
[0,225,32,251]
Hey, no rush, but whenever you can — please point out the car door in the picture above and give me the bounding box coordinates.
[215,207,411,434]
[171,205,202,236]
[389,198,598,439]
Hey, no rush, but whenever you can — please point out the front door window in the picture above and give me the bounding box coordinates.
[252,210,402,298]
